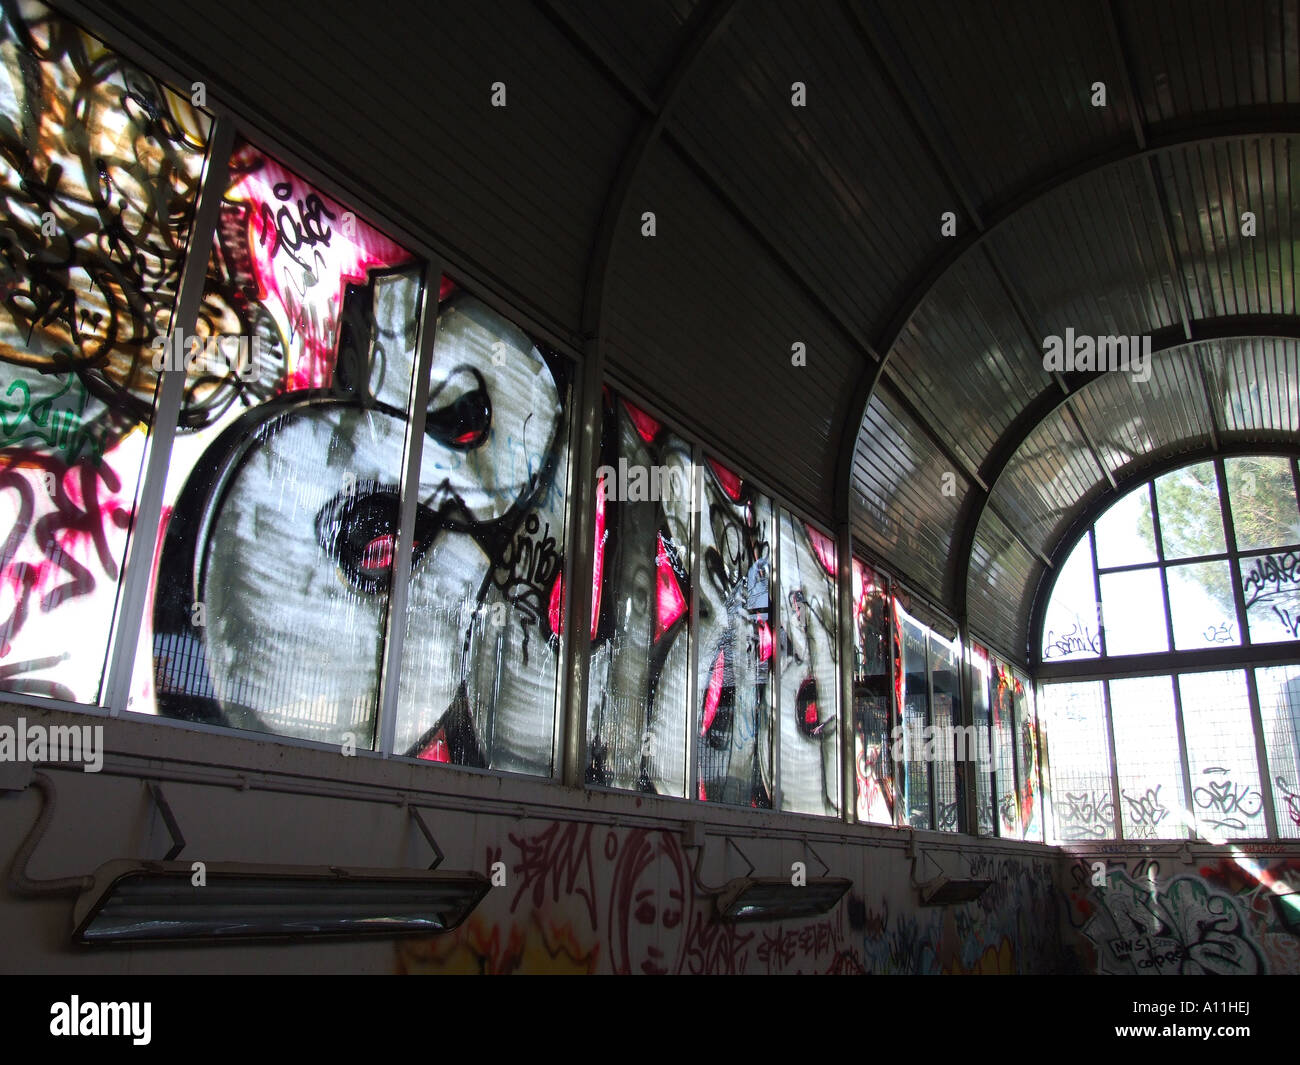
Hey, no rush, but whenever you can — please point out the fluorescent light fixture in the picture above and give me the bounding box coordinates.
[917,875,992,906]
[715,876,852,922]
[72,860,490,946]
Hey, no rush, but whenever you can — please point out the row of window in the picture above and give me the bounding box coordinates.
[1044,666,1300,841]
[0,2,852,818]
[1041,456,1300,661]
[5,2,1298,844]
[852,574,1043,840]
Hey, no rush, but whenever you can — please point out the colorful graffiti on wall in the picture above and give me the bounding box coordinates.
[859,855,1065,974]
[0,0,209,701]
[397,818,1068,975]
[397,820,862,975]
[1066,856,1300,974]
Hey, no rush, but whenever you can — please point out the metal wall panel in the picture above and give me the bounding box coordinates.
[992,408,1104,557]
[850,391,969,604]
[989,160,1182,343]
[1158,138,1299,321]
[968,509,1042,667]
[1206,337,1300,435]
[605,141,860,519]
[888,256,1052,473]
[547,0,699,98]
[1119,0,1300,127]
[876,0,1134,211]
[1070,355,1214,476]
[669,0,951,345]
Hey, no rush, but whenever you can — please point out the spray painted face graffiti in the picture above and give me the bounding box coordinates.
[609,828,692,975]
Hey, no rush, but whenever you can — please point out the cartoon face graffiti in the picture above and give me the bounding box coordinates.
[608,829,693,975]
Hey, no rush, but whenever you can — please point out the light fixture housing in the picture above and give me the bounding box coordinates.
[72,860,490,946]
[917,875,992,906]
[715,876,853,922]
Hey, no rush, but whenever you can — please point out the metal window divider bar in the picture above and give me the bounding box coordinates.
[376,261,443,758]
[838,522,856,826]
[102,114,237,716]
[685,442,702,802]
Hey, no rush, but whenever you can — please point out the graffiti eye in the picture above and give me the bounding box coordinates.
[426,366,491,450]
[359,534,395,577]
[315,486,401,594]
[635,901,656,925]
[796,677,820,737]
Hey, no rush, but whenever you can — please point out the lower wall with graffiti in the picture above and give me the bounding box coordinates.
[0,703,1071,974]
[1062,844,1300,974]
[397,823,1067,975]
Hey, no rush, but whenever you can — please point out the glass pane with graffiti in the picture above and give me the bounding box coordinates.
[992,657,1040,840]
[929,629,962,832]
[1041,681,1115,840]
[394,289,571,774]
[695,456,774,807]
[778,510,839,816]
[1180,670,1266,840]
[970,643,996,835]
[0,1,209,701]
[1259,664,1300,840]
[852,559,894,825]
[1110,675,1186,840]
[138,138,421,748]
[586,391,691,795]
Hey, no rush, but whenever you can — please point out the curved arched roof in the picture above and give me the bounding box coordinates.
[83,0,1300,666]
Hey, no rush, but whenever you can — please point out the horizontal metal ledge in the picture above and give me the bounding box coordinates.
[1037,639,1300,683]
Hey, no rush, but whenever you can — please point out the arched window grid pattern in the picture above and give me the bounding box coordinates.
[1036,453,1300,843]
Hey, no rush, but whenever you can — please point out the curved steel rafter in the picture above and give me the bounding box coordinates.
[952,318,1300,660]
[542,0,741,785]
[1026,443,1300,673]
[835,112,1300,524]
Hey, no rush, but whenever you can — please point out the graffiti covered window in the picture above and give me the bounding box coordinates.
[1180,670,1266,840]
[1040,681,1114,841]
[586,390,692,796]
[0,1,210,701]
[778,510,839,816]
[136,139,422,747]
[1040,455,1300,664]
[394,288,571,774]
[696,457,774,807]
[1039,454,1300,842]
[970,643,996,835]
[897,605,930,829]
[929,629,962,833]
[992,657,1041,841]
[1109,675,1185,840]
[1259,663,1300,840]
[852,559,894,825]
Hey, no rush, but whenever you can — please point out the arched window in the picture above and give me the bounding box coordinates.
[1036,454,1300,842]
